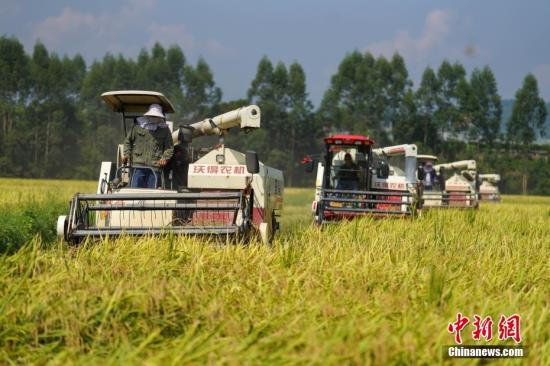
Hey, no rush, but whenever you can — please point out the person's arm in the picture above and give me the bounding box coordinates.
[122,126,135,163]
[159,129,174,166]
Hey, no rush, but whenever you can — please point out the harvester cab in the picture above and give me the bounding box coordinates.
[57,90,283,244]
[478,174,501,202]
[307,134,420,224]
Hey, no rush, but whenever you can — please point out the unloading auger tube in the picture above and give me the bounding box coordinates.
[435,160,477,183]
[172,105,261,143]
[434,160,477,172]
[479,174,500,184]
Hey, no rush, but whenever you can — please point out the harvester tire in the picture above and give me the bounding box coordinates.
[56,215,68,241]
[269,211,279,244]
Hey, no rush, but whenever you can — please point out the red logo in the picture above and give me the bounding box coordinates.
[472,315,493,341]
[448,313,469,344]
[207,165,219,174]
[498,314,522,343]
[448,313,522,344]
[193,165,205,173]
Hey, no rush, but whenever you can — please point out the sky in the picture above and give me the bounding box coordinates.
[1,0,549,106]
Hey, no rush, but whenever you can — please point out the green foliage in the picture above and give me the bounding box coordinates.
[467,66,502,144]
[392,89,419,144]
[319,52,413,146]
[414,67,440,148]
[0,201,63,254]
[180,58,222,123]
[507,74,548,146]
[0,36,29,102]
[319,51,380,137]
[246,57,316,186]
[0,38,224,180]
[0,178,96,253]
[0,35,548,193]
[435,60,469,135]
[0,37,30,176]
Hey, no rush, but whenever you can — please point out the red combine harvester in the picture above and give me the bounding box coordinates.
[304,134,421,224]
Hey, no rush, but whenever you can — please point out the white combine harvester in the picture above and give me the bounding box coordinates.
[478,174,501,202]
[418,155,479,209]
[57,90,283,244]
[305,134,421,223]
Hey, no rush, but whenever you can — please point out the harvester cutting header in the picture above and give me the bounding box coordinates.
[58,90,283,244]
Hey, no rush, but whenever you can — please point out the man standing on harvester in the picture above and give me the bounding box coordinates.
[122,103,173,188]
[422,161,437,191]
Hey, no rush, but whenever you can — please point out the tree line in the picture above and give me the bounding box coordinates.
[0,36,548,193]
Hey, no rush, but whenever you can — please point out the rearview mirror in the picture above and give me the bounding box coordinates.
[245,151,260,174]
[377,161,390,179]
[305,160,315,173]
[178,126,194,143]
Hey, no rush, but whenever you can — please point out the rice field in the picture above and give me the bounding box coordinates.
[0,178,548,365]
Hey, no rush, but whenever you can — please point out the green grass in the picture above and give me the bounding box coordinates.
[0,179,548,365]
[0,178,96,253]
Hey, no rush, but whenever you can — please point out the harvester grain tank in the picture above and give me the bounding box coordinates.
[57,90,283,244]
[305,134,420,224]
[436,160,479,208]
[478,174,501,202]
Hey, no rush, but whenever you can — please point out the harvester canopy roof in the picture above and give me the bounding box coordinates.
[324,134,375,146]
[417,154,438,162]
[101,90,176,114]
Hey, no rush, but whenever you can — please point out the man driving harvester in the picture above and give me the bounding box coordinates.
[122,103,174,188]
[336,153,360,191]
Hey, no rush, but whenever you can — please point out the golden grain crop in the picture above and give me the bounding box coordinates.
[0,180,548,365]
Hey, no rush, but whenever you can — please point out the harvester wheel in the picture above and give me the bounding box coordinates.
[270,211,279,243]
[56,215,68,241]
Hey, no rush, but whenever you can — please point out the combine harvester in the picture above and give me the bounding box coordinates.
[478,174,501,202]
[418,155,479,209]
[304,134,421,224]
[57,90,283,244]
